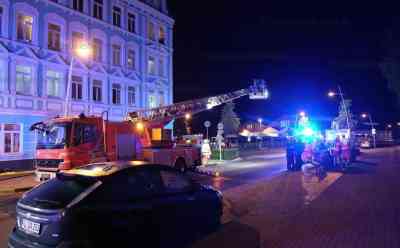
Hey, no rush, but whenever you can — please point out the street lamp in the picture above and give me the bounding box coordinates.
[387,124,392,128]
[185,113,192,120]
[257,118,263,129]
[65,41,92,116]
[361,113,376,148]
[328,85,350,130]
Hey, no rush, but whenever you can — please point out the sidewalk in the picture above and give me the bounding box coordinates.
[192,147,400,248]
[0,174,37,194]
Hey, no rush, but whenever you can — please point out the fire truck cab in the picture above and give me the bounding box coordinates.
[32,114,199,181]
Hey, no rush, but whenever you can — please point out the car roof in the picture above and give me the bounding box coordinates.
[63,161,153,177]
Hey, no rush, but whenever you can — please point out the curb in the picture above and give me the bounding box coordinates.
[0,171,35,182]
[0,186,33,194]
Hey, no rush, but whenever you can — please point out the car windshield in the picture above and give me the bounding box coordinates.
[37,123,71,149]
[20,174,98,210]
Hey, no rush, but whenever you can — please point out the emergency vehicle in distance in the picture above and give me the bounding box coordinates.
[30,80,269,181]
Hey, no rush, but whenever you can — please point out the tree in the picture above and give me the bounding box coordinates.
[220,102,240,135]
[379,57,400,107]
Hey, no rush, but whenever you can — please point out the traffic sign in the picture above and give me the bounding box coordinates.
[204,121,211,128]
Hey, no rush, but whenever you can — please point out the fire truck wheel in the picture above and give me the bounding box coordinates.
[175,158,187,173]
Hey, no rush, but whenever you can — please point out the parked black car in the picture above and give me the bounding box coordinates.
[8,162,223,248]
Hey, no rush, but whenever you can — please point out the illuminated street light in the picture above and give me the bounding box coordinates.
[361,113,376,148]
[328,91,336,97]
[65,41,92,116]
[388,124,392,128]
[185,113,192,120]
[397,122,400,127]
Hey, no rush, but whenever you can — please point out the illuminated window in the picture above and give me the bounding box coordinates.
[148,21,155,41]
[92,38,102,62]
[148,56,156,75]
[48,23,61,51]
[17,13,33,43]
[46,70,62,97]
[72,31,83,50]
[113,6,121,27]
[148,93,157,108]
[159,26,166,44]
[93,0,103,20]
[127,49,135,69]
[2,124,21,154]
[15,65,32,95]
[112,44,121,66]
[92,80,102,102]
[128,13,136,33]
[71,75,83,100]
[128,86,136,106]
[112,83,121,104]
[73,0,84,12]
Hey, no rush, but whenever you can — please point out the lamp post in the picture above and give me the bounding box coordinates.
[361,113,376,148]
[328,85,350,130]
[64,42,92,116]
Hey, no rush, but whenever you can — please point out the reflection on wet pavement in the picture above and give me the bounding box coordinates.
[301,163,342,205]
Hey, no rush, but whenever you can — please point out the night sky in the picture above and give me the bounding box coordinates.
[168,1,400,134]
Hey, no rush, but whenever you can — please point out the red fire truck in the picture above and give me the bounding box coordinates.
[30,80,269,181]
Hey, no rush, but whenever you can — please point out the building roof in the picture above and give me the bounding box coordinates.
[139,0,169,14]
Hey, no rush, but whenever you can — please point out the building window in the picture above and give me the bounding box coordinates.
[48,23,61,51]
[148,93,157,108]
[127,49,135,69]
[113,6,121,27]
[93,0,103,20]
[92,80,102,102]
[0,60,6,92]
[15,65,32,95]
[148,21,155,41]
[2,124,21,154]
[72,31,83,50]
[148,56,156,75]
[93,38,102,62]
[46,70,62,97]
[17,13,33,43]
[159,26,166,44]
[159,91,165,106]
[112,83,121,104]
[128,86,136,106]
[0,6,3,35]
[73,0,84,12]
[159,58,164,76]
[71,75,83,100]
[112,44,121,66]
[128,13,136,33]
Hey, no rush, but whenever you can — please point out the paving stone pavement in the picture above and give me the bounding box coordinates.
[193,147,400,248]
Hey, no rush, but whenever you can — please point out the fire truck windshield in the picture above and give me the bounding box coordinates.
[37,123,71,149]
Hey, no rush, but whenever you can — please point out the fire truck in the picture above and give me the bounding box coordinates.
[30,80,269,181]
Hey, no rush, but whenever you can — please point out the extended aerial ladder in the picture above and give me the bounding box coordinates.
[127,79,269,125]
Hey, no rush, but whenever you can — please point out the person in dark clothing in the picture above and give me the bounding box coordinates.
[294,138,305,170]
[286,137,295,171]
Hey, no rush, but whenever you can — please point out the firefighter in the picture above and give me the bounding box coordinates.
[286,136,296,171]
[201,139,212,166]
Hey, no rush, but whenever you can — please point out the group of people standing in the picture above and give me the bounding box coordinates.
[286,134,355,172]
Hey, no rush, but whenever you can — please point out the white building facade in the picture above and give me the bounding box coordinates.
[0,0,174,165]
